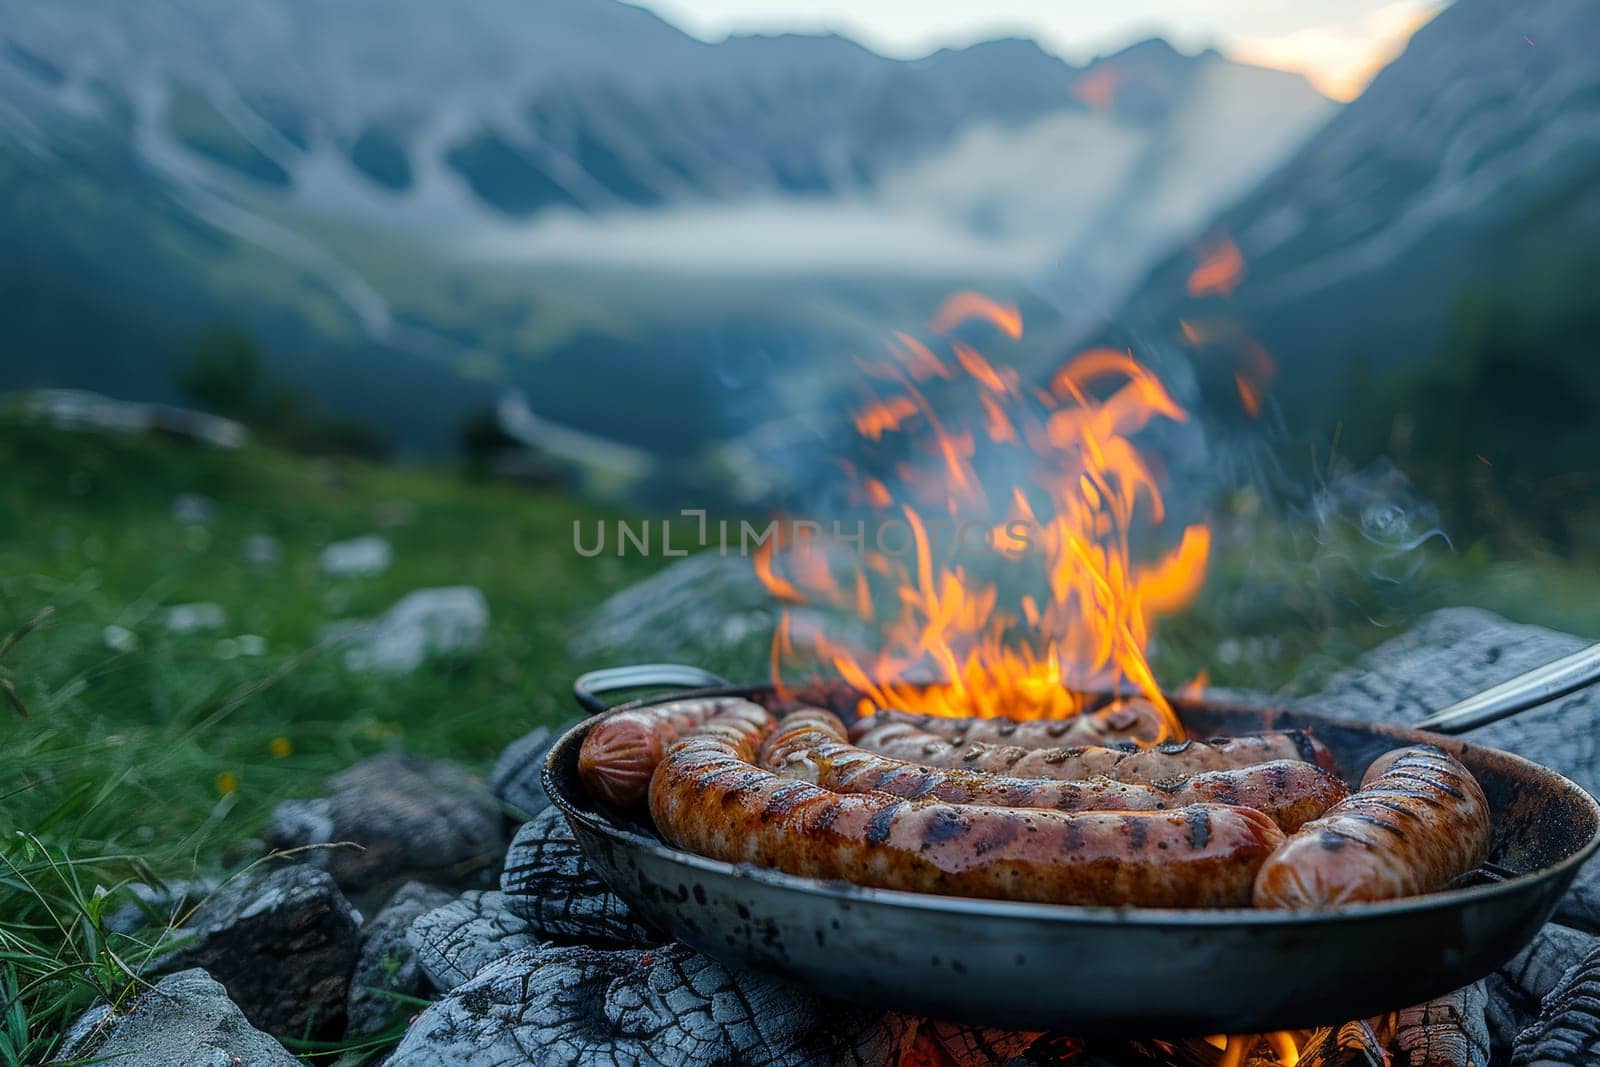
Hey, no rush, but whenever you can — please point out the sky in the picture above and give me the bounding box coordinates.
[632,0,1445,101]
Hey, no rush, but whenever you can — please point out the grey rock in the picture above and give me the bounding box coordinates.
[242,534,282,567]
[500,806,657,945]
[264,753,504,891]
[164,602,227,634]
[320,534,392,577]
[385,943,915,1067]
[172,492,217,525]
[347,881,455,1038]
[488,723,567,821]
[343,586,489,672]
[105,878,218,935]
[53,969,297,1066]
[568,553,775,673]
[154,865,360,1040]
[407,890,539,992]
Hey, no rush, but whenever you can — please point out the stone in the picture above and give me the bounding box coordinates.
[346,882,455,1039]
[342,586,488,673]
[101,624,139,653]
[105,878,217,936]
[163,602,227,634]
[320,535,392,577]
[172,493,217,525]
[52,969,298,1067]
[153,865,360,1040]
[568,553,775,674]
[407,890,539,992]
[242,534,282,566]
[488,723,569,821]
[265,753,503,892]
[500,806,658,945]
[385,943,915,1067]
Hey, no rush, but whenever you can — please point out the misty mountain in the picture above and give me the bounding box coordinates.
[1108,0,1600,425]
[0,0,1332,469]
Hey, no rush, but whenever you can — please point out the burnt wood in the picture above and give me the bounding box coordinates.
[385,943,917,1066]
[499,805,660,945]
[1298,1019,1387,1067]
[1391,985,1491,1066]
[1511,944,1600,1065]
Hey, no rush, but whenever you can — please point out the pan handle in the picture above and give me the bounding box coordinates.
[1414,641,1600,735]
[572,663,734,714]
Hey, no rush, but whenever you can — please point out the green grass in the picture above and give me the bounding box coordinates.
[0,421,662,1061]
[2,420,1596,1061]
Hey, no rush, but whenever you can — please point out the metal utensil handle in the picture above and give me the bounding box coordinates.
[572,663,734,714]
[1415,641,1600,734]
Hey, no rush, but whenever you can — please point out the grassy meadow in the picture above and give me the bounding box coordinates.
[0,420,660,1062]
[1,417,1596,1062]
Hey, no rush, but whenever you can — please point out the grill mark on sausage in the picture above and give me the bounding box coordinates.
[922,808,971,848]
[971,811,1023,856]
[1188,807,1212,849]
[1125,815,1149,851]
[810,804,842,833]
[761,780,813,821]
[866,802,907,845]
[1363,797,1426,819]
[1343,812,1406,837]
[1385,769,1468,800]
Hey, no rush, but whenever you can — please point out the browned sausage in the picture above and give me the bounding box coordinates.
[1253,745,1491,908]
[578,696,768,806]
[855,721,1337,784]
[650,711,1287,907]
[850,701,1163,748]
[766,709,1347,832]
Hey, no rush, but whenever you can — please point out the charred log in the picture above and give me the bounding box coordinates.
[1298,1019,1388,1067]
[1391,984,1490,1066]
[1512,944,1600,1065]
[499,806,660,945]
[386,942,916,1066]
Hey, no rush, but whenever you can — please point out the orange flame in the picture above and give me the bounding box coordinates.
[1072,66,1119,112]
[755,293,1211,739]
[1188,236,1245,298]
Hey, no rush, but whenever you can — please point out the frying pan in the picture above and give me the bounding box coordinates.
[543,656,1600,1035]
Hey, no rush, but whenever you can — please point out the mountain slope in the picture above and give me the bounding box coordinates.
[1109,0,1600,419]
[0,0,1333,470]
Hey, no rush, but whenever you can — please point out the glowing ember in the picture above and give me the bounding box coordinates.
[1187,235,1246,298]
[755,291,1211,739]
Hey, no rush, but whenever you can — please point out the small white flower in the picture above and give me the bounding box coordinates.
[102,625,139,653]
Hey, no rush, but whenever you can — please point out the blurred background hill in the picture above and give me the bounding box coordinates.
[1,0,1596,545]
[1,0,1329,471]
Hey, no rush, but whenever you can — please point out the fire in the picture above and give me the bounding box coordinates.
[1072,66,1120,112]
[1187,235,1245,298]
[755,292,1211,738]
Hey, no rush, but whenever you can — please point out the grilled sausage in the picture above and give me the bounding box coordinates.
[850,702,1165,748]
[767,709,1347,832]
[578,696,769,806]
[1253,745,1491,908]
[651,710,1287,907]
[855,721,1337,784]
